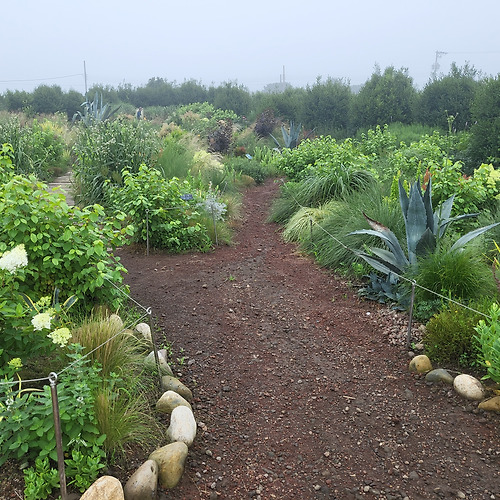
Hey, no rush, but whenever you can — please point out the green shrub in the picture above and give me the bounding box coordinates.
[430,161,500,217]
[0,348,106,468]
[475,303,500,383]
[423,301,487,368]
[271,136,364,181]
[224,156,269,184]
[105,165,212,252]
[0,174,133,311]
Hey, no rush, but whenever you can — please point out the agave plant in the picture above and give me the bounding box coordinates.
[349,177,500,277]
[271,121,307,150]
[72,92,120,126]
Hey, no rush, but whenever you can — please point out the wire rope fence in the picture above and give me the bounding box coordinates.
[276,179,496,347]
[0,278,162,500]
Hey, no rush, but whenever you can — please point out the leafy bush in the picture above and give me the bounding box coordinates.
[105,165,212,252]
[172,102,238,137]
[208,119,233,153]
[72,119,161,205]
[0,349,106,468]
[423,302,486,368]
[0,174,133,311]
[475,303,500,383]
[254,108,277,138]
[224,156,269,184]
[271,135,359,181]
[430,161,500,217]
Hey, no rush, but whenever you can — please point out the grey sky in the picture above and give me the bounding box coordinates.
[2,0,499,95]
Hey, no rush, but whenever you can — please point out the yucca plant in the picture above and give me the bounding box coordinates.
[349,177,500,277]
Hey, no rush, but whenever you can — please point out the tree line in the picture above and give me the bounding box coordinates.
[1,63,499,167]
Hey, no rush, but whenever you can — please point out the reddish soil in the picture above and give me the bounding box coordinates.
[117,179,500,500]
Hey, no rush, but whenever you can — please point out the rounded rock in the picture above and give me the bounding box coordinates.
[453,374,486,401]
[408,354,433,374]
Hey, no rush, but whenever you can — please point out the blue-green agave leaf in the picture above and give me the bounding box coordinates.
[354,250,404,276]
[415,227,436,257]
[449,222,500,252]
[398,179,409,221]
[405,183,427,264]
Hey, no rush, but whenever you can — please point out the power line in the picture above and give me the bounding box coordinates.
[0,73,83,84]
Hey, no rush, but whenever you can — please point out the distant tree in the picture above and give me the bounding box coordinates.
[209,81,251,117]
[416,63,480,131]
[4,89,33,112]
[87,84,119,104]
[63,90,85,120]
[253,87,306,123]
[177,79,208,106]
[300,76,351,134]
[31,85,65,115]
[468,75,500,167]
[116,82,134,104]
[350,66,416,131]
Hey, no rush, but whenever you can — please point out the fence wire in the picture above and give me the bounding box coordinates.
[278,179,495,323]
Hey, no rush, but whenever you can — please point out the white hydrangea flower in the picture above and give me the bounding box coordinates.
[47,327,72,347]
[31,312,52,331]
[0,244,28,273]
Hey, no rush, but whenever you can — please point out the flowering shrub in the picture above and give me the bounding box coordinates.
[0,174,133,311]
[0,244,77,362]
[0,347,106,481]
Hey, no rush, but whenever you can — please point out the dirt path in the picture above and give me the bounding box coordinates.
[117,179,500,500]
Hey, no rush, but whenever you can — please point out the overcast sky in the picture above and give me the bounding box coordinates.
[2,0,499,95]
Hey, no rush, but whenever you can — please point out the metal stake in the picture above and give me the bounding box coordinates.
[146,209,150,256]
[49,372,68,500]
[212,206,218,246]
[406,281,416,350]
[148,307,162,390]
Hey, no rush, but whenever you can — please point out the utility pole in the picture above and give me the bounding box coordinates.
[83,60,88,97]
[431,51,447,80]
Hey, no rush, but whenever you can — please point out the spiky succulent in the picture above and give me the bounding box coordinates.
[349,177,499,277]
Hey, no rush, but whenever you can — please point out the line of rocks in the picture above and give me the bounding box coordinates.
[409,354,500,411]
[80,322,197,500]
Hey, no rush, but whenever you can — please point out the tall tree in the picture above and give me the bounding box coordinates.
[468,75,500,167]
[209,81,251,117]
[416,63,480,131]
[350,66,416,131]
[31,85,65,115]
[300,76,351,135]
